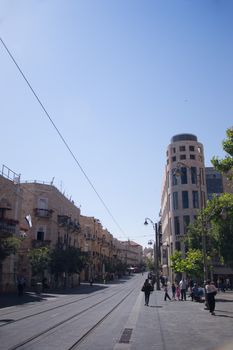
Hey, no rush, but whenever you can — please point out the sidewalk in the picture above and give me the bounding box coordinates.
[129,289,233,350]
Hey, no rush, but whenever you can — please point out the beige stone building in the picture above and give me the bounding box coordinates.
[160,134,207,280]
[120,240,143,268]
[0,164,144,291]
[0,165,23,292]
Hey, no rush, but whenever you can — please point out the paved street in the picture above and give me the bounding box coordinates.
[0,275,233,350]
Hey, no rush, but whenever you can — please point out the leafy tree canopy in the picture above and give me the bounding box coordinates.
[28,247,50,278]
[211,127,233,178]
[186,193,233,267]
[0,237,22,263]
[49,246,88,275]
[170,249,203,279]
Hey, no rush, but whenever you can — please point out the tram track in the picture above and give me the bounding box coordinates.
[67,288,134,350]
[0,287,117,327]
[6,286,135,350]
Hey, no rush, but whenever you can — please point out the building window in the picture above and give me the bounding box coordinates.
[37,230,44,241]
[191,167,197,184]
[173,147,176,153]
[179,146,186,152]
[181,167,187,184]
[172,156,176,162]
[173,192,178,210]
[175,241,181,251]
[182,191,189,209]
[174,216,180,235]
[38,197,48,210]
[189,146,195,152]
[190,154,195,160]
[172,171,178,185]
[183,215,190,234]
[192,191,199,208]
[180,154,186,160]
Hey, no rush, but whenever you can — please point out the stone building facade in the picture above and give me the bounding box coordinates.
[0,165,143,292]
[160,134,207,280]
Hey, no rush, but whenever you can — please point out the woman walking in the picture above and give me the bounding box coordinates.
[164,284,171,301]
[171,283,176,300]
[205,280,217,315]
[142,279,152,306]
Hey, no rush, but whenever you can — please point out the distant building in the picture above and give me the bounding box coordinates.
[160,135,233,282]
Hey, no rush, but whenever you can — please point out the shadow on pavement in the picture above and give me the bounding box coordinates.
[0,282,114,309]
[215,314,233,319]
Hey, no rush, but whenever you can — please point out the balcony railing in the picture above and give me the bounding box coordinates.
[31,239,51,248]
[0,217,18,237]
[57,215,80,232]
[34,208,53,218]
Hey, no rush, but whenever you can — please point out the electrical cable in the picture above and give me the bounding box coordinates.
[0,37,127,238]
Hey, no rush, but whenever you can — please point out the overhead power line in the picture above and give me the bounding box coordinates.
[0,37,126,237]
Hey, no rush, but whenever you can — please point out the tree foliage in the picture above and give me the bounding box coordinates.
[186,193,233,267]
[0,237,22,264]
[28,247,50,278]
[49,246,88,275]
[170,249,203,279]
[211,127,233,179]
[145,256,154,271]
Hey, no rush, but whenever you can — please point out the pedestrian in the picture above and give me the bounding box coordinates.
[141,279,153,306]
[205,280,217,315]
[164,284,171,301]
[176,285,181,300]
[191,283,201,302]
[179,278,187,301]
[17,276,25,296]
[171,283,176,300]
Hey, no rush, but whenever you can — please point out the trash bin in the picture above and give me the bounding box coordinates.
[36,282,42,294]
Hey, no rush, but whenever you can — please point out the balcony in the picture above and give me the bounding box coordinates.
[0,217,18,237]
[31,239,51,248]
[34,208,53,218]
[58,215,81,232]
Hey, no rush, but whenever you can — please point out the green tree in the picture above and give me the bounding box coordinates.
[28,247,50,280]
[145,256,154,271]
[186,193,233,267]
[49,246,87,276]
[170,249,203,280]
[0,237,21,264]
[211,127,233,179]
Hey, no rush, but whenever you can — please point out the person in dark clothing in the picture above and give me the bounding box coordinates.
[142,279,152,306]
[164,284,171,301]
[205,280,218,315]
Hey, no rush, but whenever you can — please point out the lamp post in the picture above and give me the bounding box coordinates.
[144,217,161,290]
[174,161,208,283]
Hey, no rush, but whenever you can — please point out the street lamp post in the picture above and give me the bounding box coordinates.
[174,161,208,283]
[144,217,161,290]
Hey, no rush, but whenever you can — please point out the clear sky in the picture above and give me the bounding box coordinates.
[1,0,233,248]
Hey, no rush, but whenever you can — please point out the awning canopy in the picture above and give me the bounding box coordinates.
[213,266,233,275]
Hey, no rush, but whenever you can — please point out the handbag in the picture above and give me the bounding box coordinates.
[141,285,145,292]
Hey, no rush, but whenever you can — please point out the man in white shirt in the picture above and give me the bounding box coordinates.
[179,278,187,301]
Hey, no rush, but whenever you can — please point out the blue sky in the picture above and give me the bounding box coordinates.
[1,0,233,248]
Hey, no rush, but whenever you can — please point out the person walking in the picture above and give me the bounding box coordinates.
[17,276,25,296]
[141,279,152,306]
[164,284,171,301]
[205,280,218,315]
[171,283,176,300]
[179,278,187,301]
[176,284,181,300]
